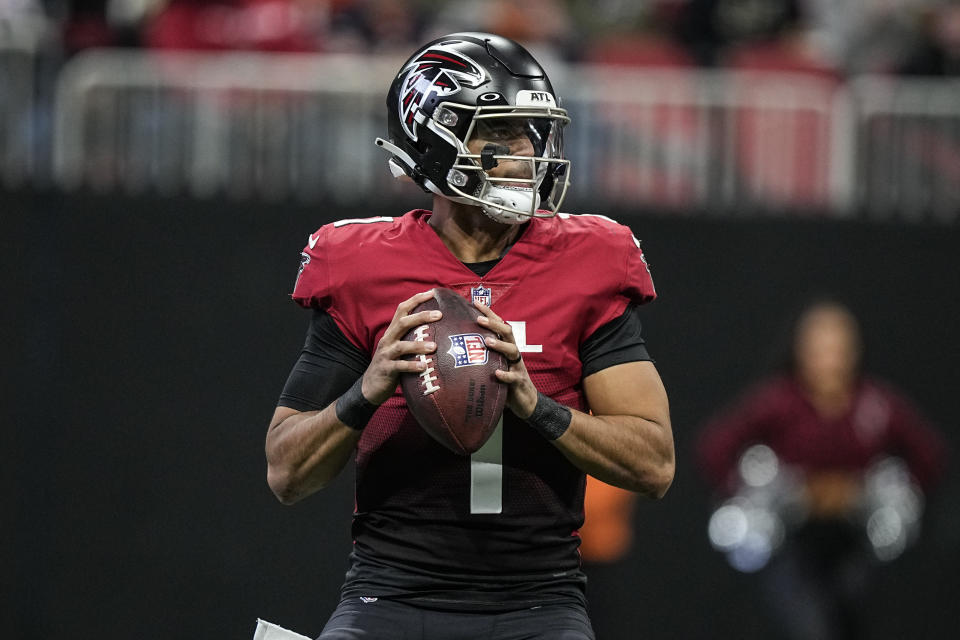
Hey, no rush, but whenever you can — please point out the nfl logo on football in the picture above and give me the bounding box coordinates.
[471,286,491,307]
[448,333,489,368]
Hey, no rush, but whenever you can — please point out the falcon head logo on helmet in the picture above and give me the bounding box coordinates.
[398,43,487,141]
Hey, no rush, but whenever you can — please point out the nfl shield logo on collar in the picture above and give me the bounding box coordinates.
[471,285,492,307]
[448,333,489,367]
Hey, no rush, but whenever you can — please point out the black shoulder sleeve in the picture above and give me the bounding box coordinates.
[579,304,652,379]
[278,309,371,412]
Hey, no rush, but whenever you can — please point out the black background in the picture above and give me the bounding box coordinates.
[3,190,958,639]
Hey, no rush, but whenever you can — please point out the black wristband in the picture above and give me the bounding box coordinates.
[525,392,572,441]
[335,377,378,431]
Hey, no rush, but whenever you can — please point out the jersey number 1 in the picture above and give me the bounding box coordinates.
[467,320,542,514]
[470,417,503,514]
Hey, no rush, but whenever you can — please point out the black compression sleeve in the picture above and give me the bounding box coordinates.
[525,392,573,440]
[579,304,652,378]
[278,309,371,412]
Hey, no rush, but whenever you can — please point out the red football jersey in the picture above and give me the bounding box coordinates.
[292,209,656,607]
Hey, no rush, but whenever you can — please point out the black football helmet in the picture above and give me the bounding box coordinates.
[375,32,571,224]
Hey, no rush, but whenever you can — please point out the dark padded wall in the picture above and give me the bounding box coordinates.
[3,190,957,639]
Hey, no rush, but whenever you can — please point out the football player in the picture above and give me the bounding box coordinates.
[265,32,675,640]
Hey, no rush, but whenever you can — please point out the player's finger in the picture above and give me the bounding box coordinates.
[474,303,510,332]
[494,368,525,384]
[391,289,437,323]
[387,339,437,359]
[484,336,521,362]
[476,313,514,342]
[390,310,442,341]
[384,308,442,341]
[473,300,502,321]
[392,358,430,373]
[400,289,437,313]
[400,308,443,331]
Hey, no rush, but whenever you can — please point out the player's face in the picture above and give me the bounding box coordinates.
[466,117,543,179]
[794,306,861,395]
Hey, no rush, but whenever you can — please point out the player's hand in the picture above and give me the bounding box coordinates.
[362,290,441,405]
[475,302,538,419]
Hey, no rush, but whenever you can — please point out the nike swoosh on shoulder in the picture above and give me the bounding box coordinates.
[308,232,320,249]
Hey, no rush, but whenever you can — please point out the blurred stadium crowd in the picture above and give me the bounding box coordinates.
[6,0,960,218]
[5,0,960,75]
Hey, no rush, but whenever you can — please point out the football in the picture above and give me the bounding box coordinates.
[401,288,507,455]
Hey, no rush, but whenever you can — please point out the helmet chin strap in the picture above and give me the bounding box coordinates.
[480,186,540,225]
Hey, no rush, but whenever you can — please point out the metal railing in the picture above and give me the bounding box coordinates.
[0,43,958,221]
[563,67,850,214]
[53,50,405,202]
[851,76,960,223]
[49,52,855,215]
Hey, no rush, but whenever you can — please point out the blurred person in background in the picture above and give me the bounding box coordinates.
[325,0,426,54]
[673,0,807,66]
[61,0,117,51]
[696,299,945,640]
[900,1,960,76]
[801,0,930,75]
[0,0,58,49]
[423,0,577,66]
[674,0,932,73]
[572,0,696,68]
[0,0,50,24]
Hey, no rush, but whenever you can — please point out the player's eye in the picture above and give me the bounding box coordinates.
[470,118,557,158]
[474,119,528,142]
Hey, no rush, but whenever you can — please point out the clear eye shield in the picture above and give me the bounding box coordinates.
[441,104,571,224]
